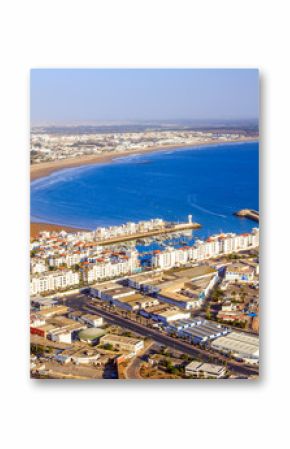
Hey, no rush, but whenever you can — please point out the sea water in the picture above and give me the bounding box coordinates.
[31,141,259,239]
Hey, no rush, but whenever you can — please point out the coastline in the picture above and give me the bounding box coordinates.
[30,136,258,182]
[30,137,258,235]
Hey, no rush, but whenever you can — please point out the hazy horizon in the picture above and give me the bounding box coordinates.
[31,69,259,125]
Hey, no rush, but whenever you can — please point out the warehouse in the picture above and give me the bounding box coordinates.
[31,296,58,310]
[225,263,255,282]
[157,288,202,310]
[48,318,86,343]
[80,314,104,327]
[36,305,69,319]
[185,361,226,378]
[100,334,144,354]
[109,293,143,311]
[31,316,85,341]
[140,304,191,323]
[91,283,137,303]
[127,271,163,292]
[156,269,219,310]
[211,331,259,362]
[167,318,229,344]
[90,282,119,299]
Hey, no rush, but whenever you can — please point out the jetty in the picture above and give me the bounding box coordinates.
[234,209,259,222]
[95,222,201,246]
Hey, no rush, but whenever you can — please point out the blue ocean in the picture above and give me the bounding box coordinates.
[31,141,259,239]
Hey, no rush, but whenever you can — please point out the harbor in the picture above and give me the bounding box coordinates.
[95,221,201,246]
[234,209,259,222]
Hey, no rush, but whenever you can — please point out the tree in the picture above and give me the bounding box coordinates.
[206,306,211,320]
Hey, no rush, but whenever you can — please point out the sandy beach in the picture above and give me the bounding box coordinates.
[30,137,257,182]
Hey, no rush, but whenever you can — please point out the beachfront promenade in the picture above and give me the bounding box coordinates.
[95,222,201,246]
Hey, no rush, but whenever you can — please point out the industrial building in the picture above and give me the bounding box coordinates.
[90,282,119,298]
[80,314,104,327]
[166,318,229,344]
[139,304,191,323]
[30,315,86,342]
[127,266,219,310]
[99,334,144,354]
[112,293,159,312]
[185,361,226,378]
[225,263,255,282]
[36,305,69,319]
[30,296,58,310]
[127,271,164,293]
[211,331,259,362]
[90,283,136,302]
[55,347,101,365]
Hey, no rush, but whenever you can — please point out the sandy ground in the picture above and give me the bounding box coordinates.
[31,222,86,238]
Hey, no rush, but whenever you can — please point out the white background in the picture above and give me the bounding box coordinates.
[0,1,289,447]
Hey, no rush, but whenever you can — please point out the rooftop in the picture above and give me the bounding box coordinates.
[100,334,143,345]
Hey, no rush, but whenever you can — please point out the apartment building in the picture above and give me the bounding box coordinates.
[152,228,259,270]
[30,270,80,295]
[84,250,139,283]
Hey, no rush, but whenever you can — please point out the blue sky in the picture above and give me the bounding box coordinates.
[30,69,259,124]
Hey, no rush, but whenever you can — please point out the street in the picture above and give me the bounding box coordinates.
[66,293,259,377]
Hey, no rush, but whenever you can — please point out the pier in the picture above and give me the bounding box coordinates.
[234,209,259,222]
[95,222,201,246]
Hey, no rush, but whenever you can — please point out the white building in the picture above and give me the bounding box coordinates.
[49,330,72,344]
[225,264,255,282]
[152,228,259,270]
[48,253,81,268]
[81,314,103,327]
[30,260,46,274]
[30,270,80,295]
[84,250,139,283]
[185,361,226,378]
[211,331,259,362]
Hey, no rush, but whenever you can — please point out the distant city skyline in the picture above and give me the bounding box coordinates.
[31,69,259,125]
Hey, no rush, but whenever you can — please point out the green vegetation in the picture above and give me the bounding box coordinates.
[217,318,247,329]
[122,331,133,337]
[160,346,167,355]
[48,266,57,271]
[30,343,53,356]
[211,288,224,302]
[206,305,212,320]
[227,253,240,260]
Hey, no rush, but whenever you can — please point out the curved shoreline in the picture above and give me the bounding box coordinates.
[30,137,258,182]
[30,137,258,236]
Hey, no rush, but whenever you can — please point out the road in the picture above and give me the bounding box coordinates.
[66,294,259,377]
[125,342,156,379]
